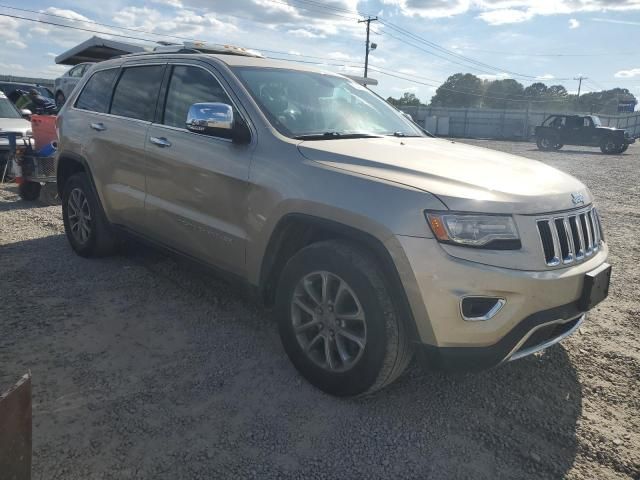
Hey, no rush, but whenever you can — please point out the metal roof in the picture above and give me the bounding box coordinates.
[55,36,148,66]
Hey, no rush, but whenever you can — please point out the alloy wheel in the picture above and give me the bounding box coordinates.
[68,188,92,244]
[291,271,367,372]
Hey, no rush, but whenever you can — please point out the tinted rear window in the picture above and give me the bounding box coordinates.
[110,65,164,122]
[75,68,118,113]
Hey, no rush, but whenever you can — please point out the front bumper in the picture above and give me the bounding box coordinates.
[389,235,609,369]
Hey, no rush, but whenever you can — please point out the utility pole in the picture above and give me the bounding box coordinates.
[358,16,378,78]
[574,76,588,98]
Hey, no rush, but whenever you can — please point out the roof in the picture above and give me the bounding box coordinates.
[55,36,148,66]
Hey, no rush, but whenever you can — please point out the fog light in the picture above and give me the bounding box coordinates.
[461,297,505,321]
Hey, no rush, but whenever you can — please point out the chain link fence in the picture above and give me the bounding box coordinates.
[400,106,640,140]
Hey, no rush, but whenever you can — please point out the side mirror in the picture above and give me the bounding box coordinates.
[20,109,32,119]
[186,102,250,144]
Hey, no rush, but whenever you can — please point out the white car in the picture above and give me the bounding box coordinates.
[53,62,94,108]
[0,92,31,179]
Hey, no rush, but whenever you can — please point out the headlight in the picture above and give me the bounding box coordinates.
[426,212,521,249]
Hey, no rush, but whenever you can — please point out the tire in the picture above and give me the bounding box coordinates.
[552,143,563,151]
[55,91,66,109]
[276,240,414,396]
[18,181,41,201]
[600,137,618,154]
[536,136,555,151]
[619,144,629,154]
[61,172,116,257]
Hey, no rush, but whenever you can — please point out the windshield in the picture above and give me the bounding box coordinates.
[0,96,21,119]
[234,67,424,139]
[591,116,602,127]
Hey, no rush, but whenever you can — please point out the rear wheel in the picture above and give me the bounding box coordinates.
[276,240,413,396]
[62,172,116,257]
[18,181,41,201]
[536,136,555,151]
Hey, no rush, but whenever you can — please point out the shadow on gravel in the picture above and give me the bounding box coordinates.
[526,148,630,156]
[1,234,583,480]
[0,196,54,213]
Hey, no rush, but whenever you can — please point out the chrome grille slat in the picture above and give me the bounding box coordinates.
[537,207,602,267]
[562,217,575,264]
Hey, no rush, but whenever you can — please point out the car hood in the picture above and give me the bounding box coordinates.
[297,136,591,214]
[0,117,31,147]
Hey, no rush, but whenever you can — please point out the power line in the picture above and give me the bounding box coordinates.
[0,7,616,105]
[0,12,159,43]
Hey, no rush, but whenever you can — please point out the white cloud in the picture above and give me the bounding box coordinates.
[615,68,640,78]
[6,39,27,49]
[478,72,510,81]
[287,29,325,38]
[536,74,555,80]
[477,8,533,25]
[568,18,580,28]
[382,1,640,24]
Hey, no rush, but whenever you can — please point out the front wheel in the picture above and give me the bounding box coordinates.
[276,240,413,396]
[600,138,619,154]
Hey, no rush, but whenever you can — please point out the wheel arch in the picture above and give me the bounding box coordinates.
[56,153,103,216]
[259,213,421,342]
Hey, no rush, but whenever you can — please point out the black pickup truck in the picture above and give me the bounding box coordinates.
[535,114,635,154]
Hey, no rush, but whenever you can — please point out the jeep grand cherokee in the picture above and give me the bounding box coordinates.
[55,43,611,396]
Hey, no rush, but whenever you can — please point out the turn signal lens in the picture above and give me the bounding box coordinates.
[427,214,450,241]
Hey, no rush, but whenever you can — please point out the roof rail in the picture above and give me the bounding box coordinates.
[121,41,263,59]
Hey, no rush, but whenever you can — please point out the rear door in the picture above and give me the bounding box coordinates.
[144,62,253,276]
[70,63,165,228]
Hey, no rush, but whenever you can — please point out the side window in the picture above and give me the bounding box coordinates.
[110,65,165,122]
[75,68,119,113]
[69,66,83,78]
[162,65,233,131]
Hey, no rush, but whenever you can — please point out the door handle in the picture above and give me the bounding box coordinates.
[149,136,172,148]
[90,122,106,131]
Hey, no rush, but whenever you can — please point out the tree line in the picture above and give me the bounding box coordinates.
[386,73,637,115]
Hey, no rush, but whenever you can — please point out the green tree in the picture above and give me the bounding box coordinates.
[483,79,525,109]
[523,82,548,99]
[429,73,484,107]
[547,85,568,97]
[386,92,422,107]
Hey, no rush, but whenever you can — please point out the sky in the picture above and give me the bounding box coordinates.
[1,0,640,104]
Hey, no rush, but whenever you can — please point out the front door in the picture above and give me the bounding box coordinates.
[144,63,253,276]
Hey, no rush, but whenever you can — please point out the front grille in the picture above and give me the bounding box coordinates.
[536,207,602,266]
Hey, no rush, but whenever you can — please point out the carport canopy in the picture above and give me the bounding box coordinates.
[55,36,148,66]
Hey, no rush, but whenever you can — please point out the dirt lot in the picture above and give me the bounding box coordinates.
[1,140,638,479]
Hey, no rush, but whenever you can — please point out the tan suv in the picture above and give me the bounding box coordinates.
[56,44,611,396]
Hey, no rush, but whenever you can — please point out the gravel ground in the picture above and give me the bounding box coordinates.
[1,140,638,479]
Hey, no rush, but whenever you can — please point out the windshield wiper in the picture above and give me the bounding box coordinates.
[388,131,423,137]
[294,132,383,140]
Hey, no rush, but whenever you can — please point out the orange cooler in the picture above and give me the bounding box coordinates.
[30,115,58,151]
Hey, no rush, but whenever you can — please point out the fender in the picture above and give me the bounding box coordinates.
[259,213,421,342]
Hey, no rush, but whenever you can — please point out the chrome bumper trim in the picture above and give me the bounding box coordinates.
[506,314,585,362]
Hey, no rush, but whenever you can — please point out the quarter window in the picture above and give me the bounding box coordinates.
[163,65,233,130]
[75,68,119,113]
[110,65,165,122]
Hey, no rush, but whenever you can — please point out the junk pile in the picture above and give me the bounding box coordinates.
[1,115,59,203]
